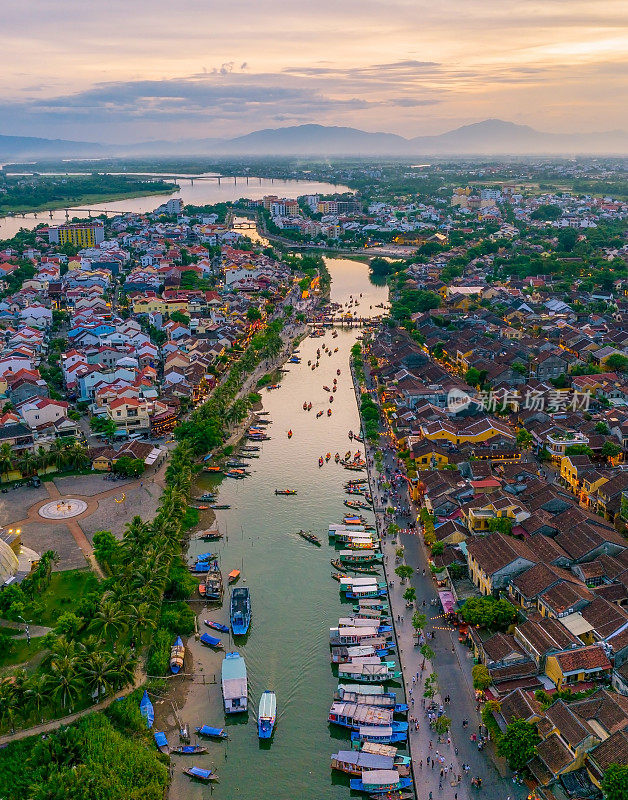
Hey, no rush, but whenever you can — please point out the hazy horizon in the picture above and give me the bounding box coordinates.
[1,1,627,144]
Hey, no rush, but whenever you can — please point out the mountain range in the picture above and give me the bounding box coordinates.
[1,119,627,159]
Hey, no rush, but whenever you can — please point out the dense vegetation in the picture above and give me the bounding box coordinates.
[0,694,168,800]
[0,174,177,212]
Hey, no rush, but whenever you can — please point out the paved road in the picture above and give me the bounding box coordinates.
[355,359,527,800]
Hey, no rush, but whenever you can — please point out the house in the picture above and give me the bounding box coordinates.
[104,398,151,433]
[545,645,612,690]
[466,532,537,594]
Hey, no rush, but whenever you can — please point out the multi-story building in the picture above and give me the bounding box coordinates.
[48,222,105,248]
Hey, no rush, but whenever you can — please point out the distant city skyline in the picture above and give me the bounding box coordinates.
[2,0,627,143]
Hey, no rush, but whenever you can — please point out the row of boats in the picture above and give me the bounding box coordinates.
[325,500,413,798]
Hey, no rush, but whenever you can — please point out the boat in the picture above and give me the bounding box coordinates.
[204,620,229,633]
[345,499,372,511]
[331,750,406,777]
[225,469,249,479]
[140,690,154,728]
[239,452,259,459]
[171,744,208,755]
[344,463,365,472]
[332,560,380,575]
[329,395,334,403]
[323,385,331,392]
[170,637,185,674]
[195,724,228,739]
[258,690,277,739]
[326,452,331,461]
[196,493,217,501]
[221,651,248,713]
[228,569,241,584]
[275,489,297,495]
[203,465,222,473]
[210,504,231,510]
[241,445,260,451]
[340,550,382,565]
[154,731,169,754]
[199,562,223,601]
[287,430,293,438]
[303,402,308,410]
[319,457,324,467]
[316,411,324,419]
[307,402,312,411]
[351,725,408,745]
[297,530,321,545]
[200,632,223,649]
[349,430,354,440]
[335,452,340,462]
[350,770,412,794]
[183,766,218,783]
[328,409,332,416]
[230,587,251,634]
[354,434,364,443]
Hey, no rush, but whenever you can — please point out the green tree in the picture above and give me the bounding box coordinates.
[497,719,540,771]
[93,530,119,570]
[403,587,416,604]
[606,354,628,373]
[0,442,14,481]
[602,764,628,800]
[487,516,513,535]
[530,204,561,221]
[460,596,517,630]
[433,715,451,735]
[472,663,492,690]
[516,428,533,448]
[395,565,414,582]
[601,440,622,459]
[246,306,262,322]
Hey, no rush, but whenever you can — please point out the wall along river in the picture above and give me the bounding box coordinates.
[167,257,389,799]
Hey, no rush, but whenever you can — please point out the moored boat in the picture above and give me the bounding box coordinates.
[204,620,229,632]
[140,689,154,729]
[183,766,218,783]
[297,530,321,545]
[200,632,223,649]
[170,636,185,674]
[230,586,251,634]
[154,731,169,754]
[228,569,241,584]
[221,651,248,713]
[258,690,277,739]
[195,724,228,739]
[171,744,208,755]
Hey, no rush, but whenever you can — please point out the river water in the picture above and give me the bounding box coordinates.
[168,257,389,799]
[0,175,349,239]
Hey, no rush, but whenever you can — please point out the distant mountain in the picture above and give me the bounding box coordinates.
[0,134,103,159]
[1,120,627,159]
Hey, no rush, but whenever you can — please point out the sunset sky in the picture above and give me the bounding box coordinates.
[2,0,627,142]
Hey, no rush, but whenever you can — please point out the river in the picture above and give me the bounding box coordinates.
[0,175,349,239]
[166,257,389,799]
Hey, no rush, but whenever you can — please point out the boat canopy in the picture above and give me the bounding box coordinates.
[332,750,393,770]
[154,731,168,748]
[188,767,213,779]
[198,725,225,737]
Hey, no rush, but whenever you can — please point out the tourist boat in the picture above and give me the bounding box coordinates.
[345,499,371,511]
[297,530,321,546]
[344,463,365,471]
[258,690,277,739]
[349,770,412,794]
[333,377,337,384]
[316,411,324,419]
[338,662,401,683]
[328,700,396,730]
[336,562,380,575]
[311,365,315,370]
[337,368,341,374]
[228,569,241,584]
[344,450,352,460]
[200,632,223,649]
[170,636,185,674]
[323,385,331,392]
[326,452,331,461]
[287,430,293,438]
[351,725,408,745]
[154,731,170,754]
[307,402,312,410]
[222,651,248,713]
[171,744,208,755]
[353,434,364,443]
[340,550,382,565]
[332,385,337,393]
[334,452,340,462]
[331,750,409,777]
[329,395,334,403]
[204,620,229,632]
[319,457,324,466]
[140,690,154,728]
[275,489,297,495]
[183,766,218,783]
[303,401,308,410]
[332,571,349,582]
[225,469,249,479]
[230,586,251,634]
[343,515,365,525]
[334,347,338,352]
[195,724,228,739]
[328,409,332,416]
[331,644,392,664]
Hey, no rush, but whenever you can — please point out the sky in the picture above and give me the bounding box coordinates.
[1,0,627,143]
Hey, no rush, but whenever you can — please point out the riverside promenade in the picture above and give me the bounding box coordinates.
[353,359,527,800]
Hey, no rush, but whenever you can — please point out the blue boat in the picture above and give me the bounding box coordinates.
[230,587,251,635]
[170,636,184,674]
[183,766,217,782]
[200,632,223,649]
[195,724,228,739]
[349,772,412,794]
[258,690,277,739]
[350,724,408,744]
[140,690,154,728]
[204,620,229,633]
[154,731,169,753]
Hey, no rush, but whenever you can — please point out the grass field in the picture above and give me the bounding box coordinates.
[0,636,46,670]
[36,569,98,626]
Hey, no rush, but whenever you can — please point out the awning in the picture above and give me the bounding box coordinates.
[438,590,456,615]
[144,447,163,465]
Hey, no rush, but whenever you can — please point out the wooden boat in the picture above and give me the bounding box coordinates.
[345,499,372,511]
[297,530,321,546]
[195,724,228,739]
[228,569,241,584]
[316,411,324,419]
[225,469,249,479]
[258,690,277,739]
[323,385,331,392]
[140,689,154,728]
[287,430,293,438]
[319,457,324,466]
[171,744,208,755]
[222,651,248,712]
[326,452,331,461]
[199,563,223,601]
[328,409,332,416]
[308,402,312,410]
[239,452,259,459]
[303,402,308,409]
[353,434,364,443]
[210,504,231,510]
[196,493,217,501]
[191,504,210,510]
[275,489,297,495]
[350,770,411,794]
[203,465,221,473]
[170,636,185,674]
[183,766,218,783]
[200,632,224,649]
[204,620,229,632]
[241,445,260,451]
[230,587,251,635]
[332,571,349,582]
[329,395,334,403]
[340,550,382,565]
[344,463,365,471]
[333,378,337,384]
[337,368,341,374]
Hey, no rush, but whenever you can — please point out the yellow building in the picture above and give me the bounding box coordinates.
[544,646,611,691]
[132,296,165,315]
[49,222,104,248]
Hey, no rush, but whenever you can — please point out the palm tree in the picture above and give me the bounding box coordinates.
[48,438,67,472]
[48,655,81,711]
[16,449,37,478]
[0,679,20,732]
[0,442,14,482]
[64,441,90,471]
[126,601,156,644]
[81,651,116,701]
[111,646,138,689]
[90,600,127,642]
[25,675,50,723]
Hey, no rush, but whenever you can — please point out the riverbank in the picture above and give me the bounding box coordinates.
[0,185,178,217]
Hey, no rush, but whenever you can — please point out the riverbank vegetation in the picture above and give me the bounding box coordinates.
[0,174,177,214]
